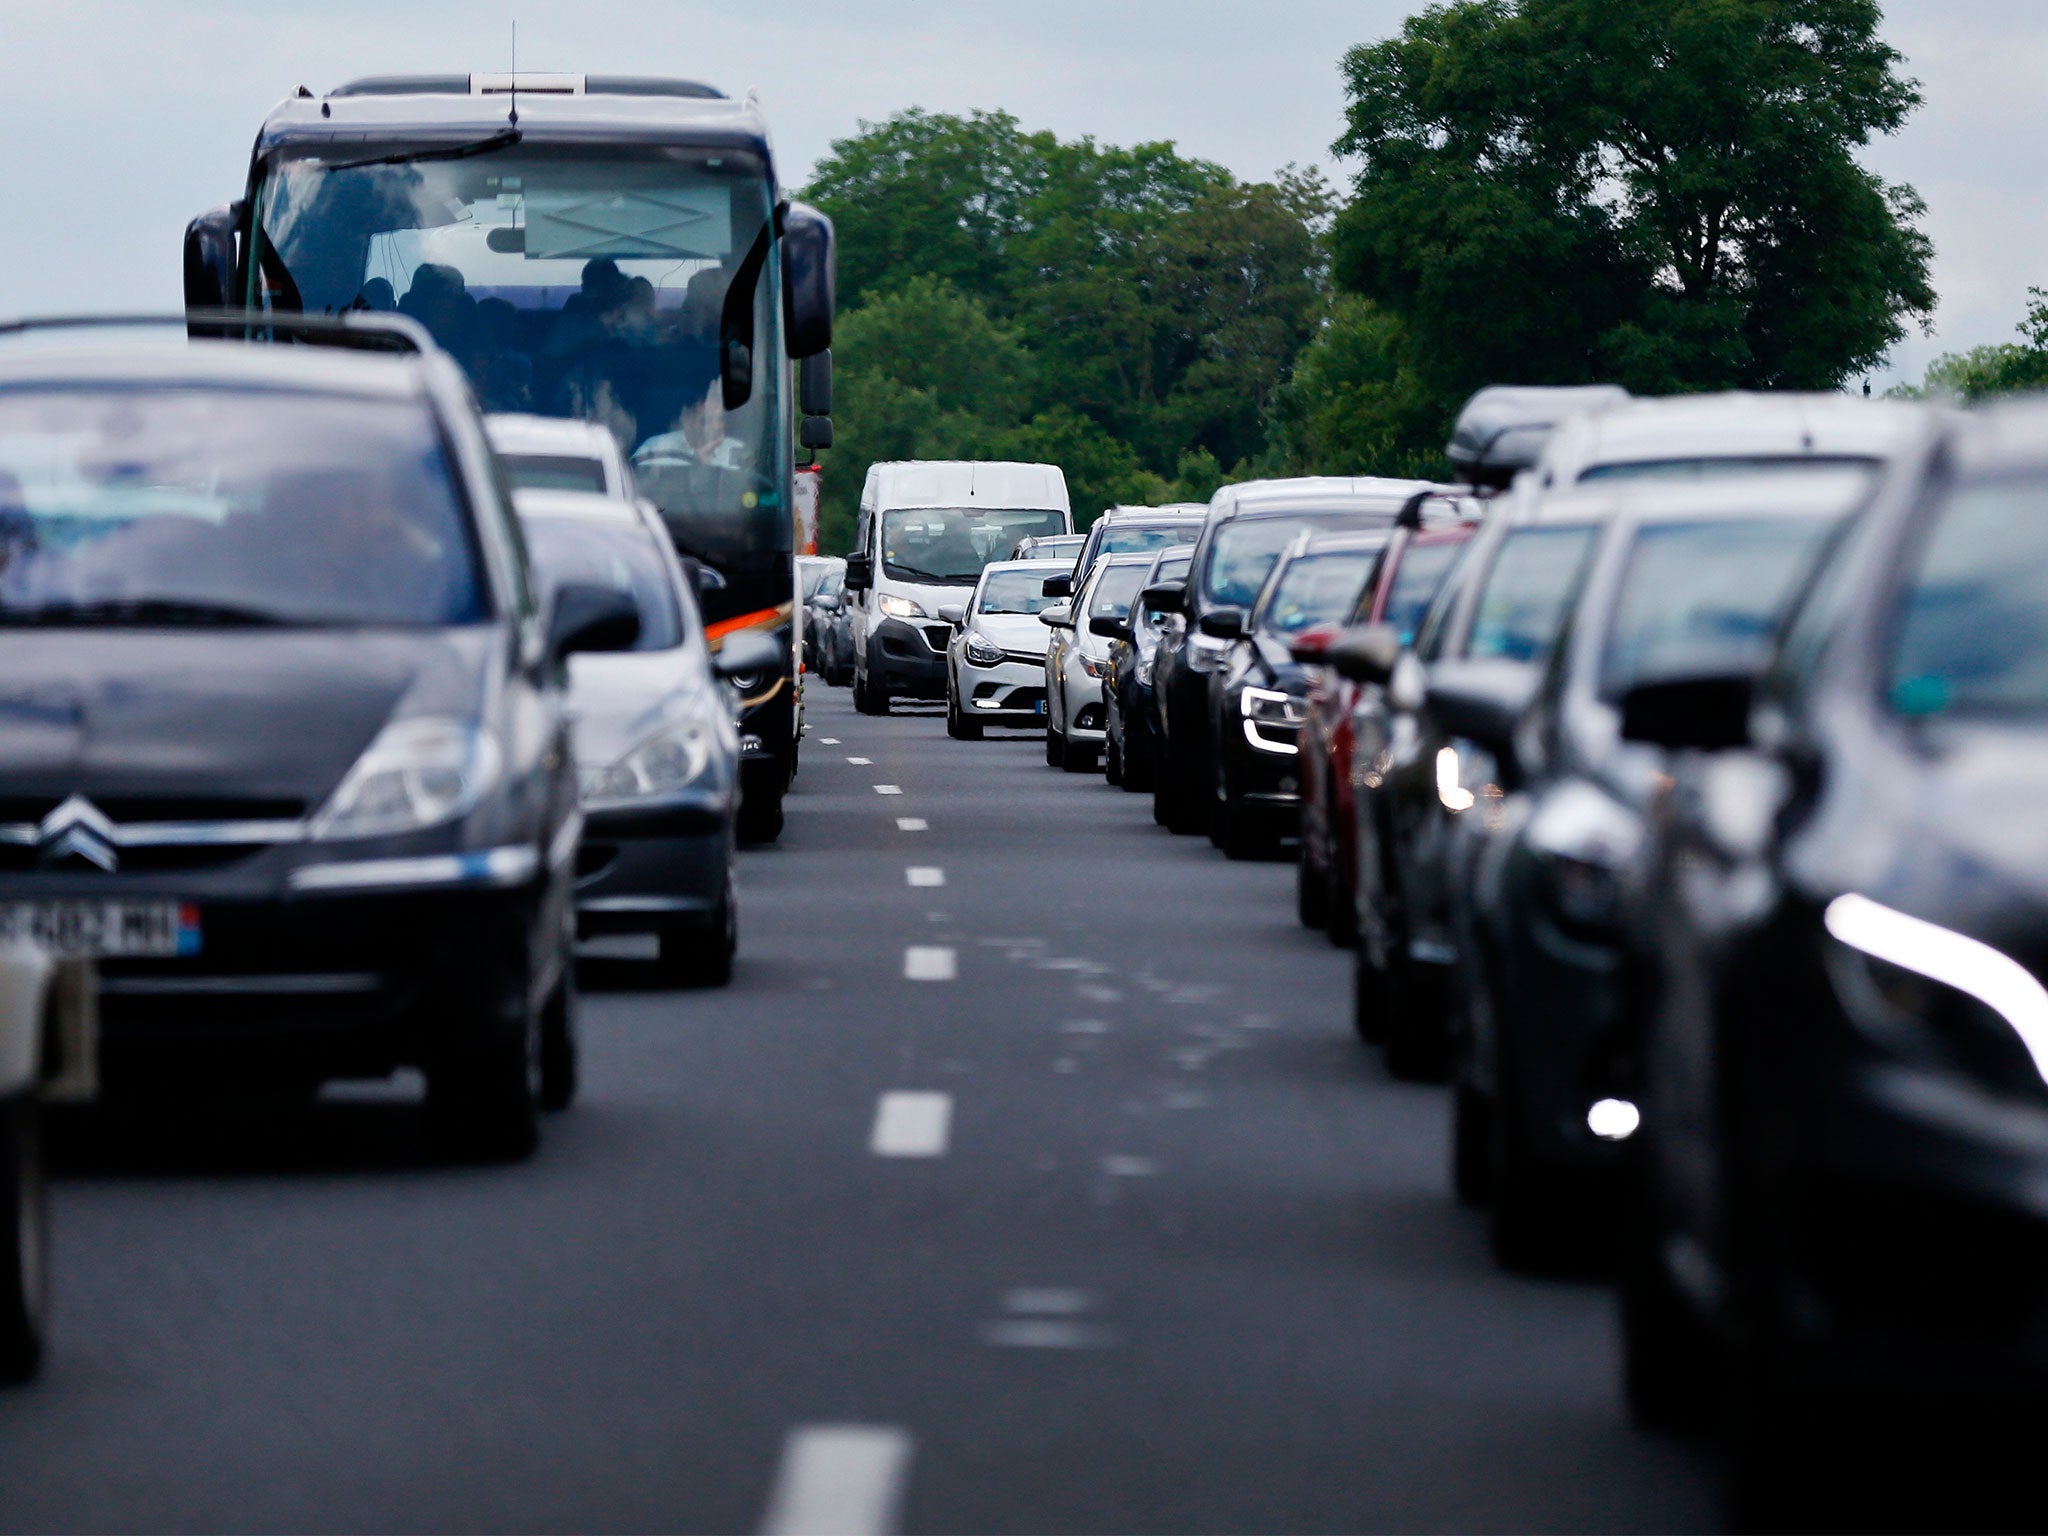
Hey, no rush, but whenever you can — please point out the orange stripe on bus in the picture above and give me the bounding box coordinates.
[707,604,791,644]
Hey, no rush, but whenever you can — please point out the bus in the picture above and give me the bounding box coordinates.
[183,72,835,842]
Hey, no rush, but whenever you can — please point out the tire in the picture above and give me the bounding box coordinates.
[1220,776,1268,860]
[1352,939,1389,1044]
[1326,850,1359,948]
[1451,1082,1492,1207]
[1619,1211,1718,1432]
[945,687,981,740]
[659,883,737,988]
[1488,1097,1566,1272]
[1383,955,1447,1082]
[737,781,785,845]
[1104,734,1123,785]
[1298,839,1329,929]
[1060,733,1095,773]
[853,659,890,716]
[538,977,578,1112]
[1122,730,1153,793]
[0,1095,47,1383]
[1152,767,1173,825]
[427,975,541,1164]
[1046,722,1064,767]
[1164,754,1207,836]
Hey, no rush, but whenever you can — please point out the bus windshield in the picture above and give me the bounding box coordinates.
[248,144,788,576]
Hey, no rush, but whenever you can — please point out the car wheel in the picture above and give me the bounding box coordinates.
[1221,777,1268,860]
[1152,764,1173,825]
[1487,1095,1569,1272]
[1383,956,1447,1082]
[1104,734,1123,785]
[1297,841,1329,928]
[1451,1082,1492,1207]
[659,885,737,988]
[427,974,541,1164]
[538,974,578,1112]
[1045,722,1064,767]
[1060,733,1095,773]
[1164,757,1207,836]
[0,1094,46,1383]
[1352,938,1390,1044]
[737,781,785,845]
[1619,1201,1718,1431]
[1121,731,1152,793]
[946,685,982,740]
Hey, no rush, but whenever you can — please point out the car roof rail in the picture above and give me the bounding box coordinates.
[0,310,437,356]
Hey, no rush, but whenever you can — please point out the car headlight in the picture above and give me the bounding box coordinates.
[1435,743,1490,813]
[1081,652,1113,679]
[1135,646,1156,685]
[311,718,501,840]
[1240,685,1303,755]
[878,594,928,621]
[1524,780,1639,933]
[582,704,717,803]
[964,633,1004,668]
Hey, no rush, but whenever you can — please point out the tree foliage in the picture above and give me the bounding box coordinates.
[802,112,1330,547]
[1893,289,2048,402]
[1331,0,1936,459]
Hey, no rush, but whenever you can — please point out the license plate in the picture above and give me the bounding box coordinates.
[0,900,201,959]
[1035,700,1047,715]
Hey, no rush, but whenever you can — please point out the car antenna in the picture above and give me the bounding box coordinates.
[507,20,519,127]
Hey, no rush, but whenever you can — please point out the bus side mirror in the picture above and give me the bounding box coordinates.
[782,202,835,358]
[799,416,834,449]
[183,204,240,320]
[800,350,833,417]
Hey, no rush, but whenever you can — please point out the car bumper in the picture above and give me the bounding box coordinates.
[957,656,1048,723]
[1221,715,1305,833]
[1061,663,1107,741]
[871,618,951,698]
[575,792,732,936]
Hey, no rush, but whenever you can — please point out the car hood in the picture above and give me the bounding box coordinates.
[565,649,721,768]
[0,628,492,811]
[973,614,1053,654]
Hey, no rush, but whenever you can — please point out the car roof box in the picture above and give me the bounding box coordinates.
[1447,384,1631,488]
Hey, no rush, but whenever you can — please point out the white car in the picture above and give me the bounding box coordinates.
[485,412,637,502]
[1041,553,1157,771]
[941,560,1066,739]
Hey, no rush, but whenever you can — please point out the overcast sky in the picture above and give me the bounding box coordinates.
[2,0,2039,387]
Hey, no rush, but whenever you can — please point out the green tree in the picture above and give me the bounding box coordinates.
[1332,0,1936,455]
[1893,289,2048,402]
[1266,296,1444,478]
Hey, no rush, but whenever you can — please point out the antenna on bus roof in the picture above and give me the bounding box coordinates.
[507,20,519,126]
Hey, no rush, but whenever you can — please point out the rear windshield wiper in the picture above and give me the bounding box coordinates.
[0,599,291,627]
[320,127,523,173]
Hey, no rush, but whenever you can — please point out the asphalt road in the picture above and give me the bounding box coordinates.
[0,683,1718,1534]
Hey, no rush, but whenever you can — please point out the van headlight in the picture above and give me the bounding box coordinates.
[311,718,501,840]
[583,705,716,803]
[964,633,1004,668]
[878,594,929,620]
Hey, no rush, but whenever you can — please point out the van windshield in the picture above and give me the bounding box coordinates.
[882,507,1065,584]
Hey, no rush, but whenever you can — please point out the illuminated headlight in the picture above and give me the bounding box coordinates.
[964,633,1004,668]
[1241,686,1303,755]
[582,705,716,803]
[311,718,500,840]
[1436,744,1479,812]
[1080,652,1113,679]
[878,594,928,621]
[1825,892,2048,1090]
[1587,1098,1640,1140]
[1135,649,1156,685]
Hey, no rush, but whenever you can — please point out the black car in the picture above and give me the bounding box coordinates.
[0,319,637,1159]
[1437,475,1868,1267]
[1151,478,1434,836]
[1613,403,2048,1504]
[1103,546,1193,793]
[1207,531,1388,859]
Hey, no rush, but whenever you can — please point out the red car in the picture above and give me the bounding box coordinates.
[1297,512,1477,944]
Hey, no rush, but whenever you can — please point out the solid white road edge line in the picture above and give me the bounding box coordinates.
[869,1090,953,1157]
[903,945,957,981]
[760,1424,914,1536]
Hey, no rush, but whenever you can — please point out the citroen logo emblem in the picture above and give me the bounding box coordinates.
[37,795,119,872]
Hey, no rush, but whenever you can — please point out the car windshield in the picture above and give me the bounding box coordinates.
[501,452,607,495]
[250,145,786,571]
[0,387,484,626]
[1466,525,1596,663]
[885,508,1065,583]
[978,569,1062,615]
[1100,523,1202,556]
[1087,563,1151,620]
[1380,540,1467,643]
[519,513,683,651]
[1890,473,2048,717]
[1580,456,1878,486]
[1259,550,1377,636]
[1201,517,1324,608]
[1599,514,1840,697]
[818,569,843,598]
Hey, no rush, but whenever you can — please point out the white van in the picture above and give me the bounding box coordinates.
[845,461,1071,713]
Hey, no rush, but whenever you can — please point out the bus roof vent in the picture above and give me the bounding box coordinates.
[329,75,474,98]
[327,73,726,102]
[471,72,585,95]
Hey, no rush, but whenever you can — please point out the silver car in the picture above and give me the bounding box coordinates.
[1042,553,1156,772]
[942,560,1065,739]
[514,490,770,986]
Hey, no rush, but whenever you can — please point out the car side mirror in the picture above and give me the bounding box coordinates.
[1323,623,1402,684]
[1424,659,1541,763]
[781,201,836,358]
[1197,608,1246,641]
[1139,581,1185,614]
[1040,603,1074,629]
[1042,572,1073,599]
[937,604,966,626]
[844,552,872,591]
[1088,615,1130,641]
[549,582,641,661]
[1619,672,1754,751]
[183,204,240,326]
[1286,624,1342,665]
[714,627,782,680]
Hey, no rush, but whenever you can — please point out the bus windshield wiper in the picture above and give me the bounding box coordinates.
[885,563,974,584]
[0,598,291,628]
[321,126,523,173]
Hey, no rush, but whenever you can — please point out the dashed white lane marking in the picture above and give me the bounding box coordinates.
[980,1288,1116,1349]
[819,737,841,745]
[760,1425,913,1536]
[903,945,957,981]
[846,756,873,765]
[906,866,945,888]
[874,784,903,796]
[869,1090,953,1157]
[896,817,928,831]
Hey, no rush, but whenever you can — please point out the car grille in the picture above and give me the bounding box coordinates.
[921,625,954,652]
